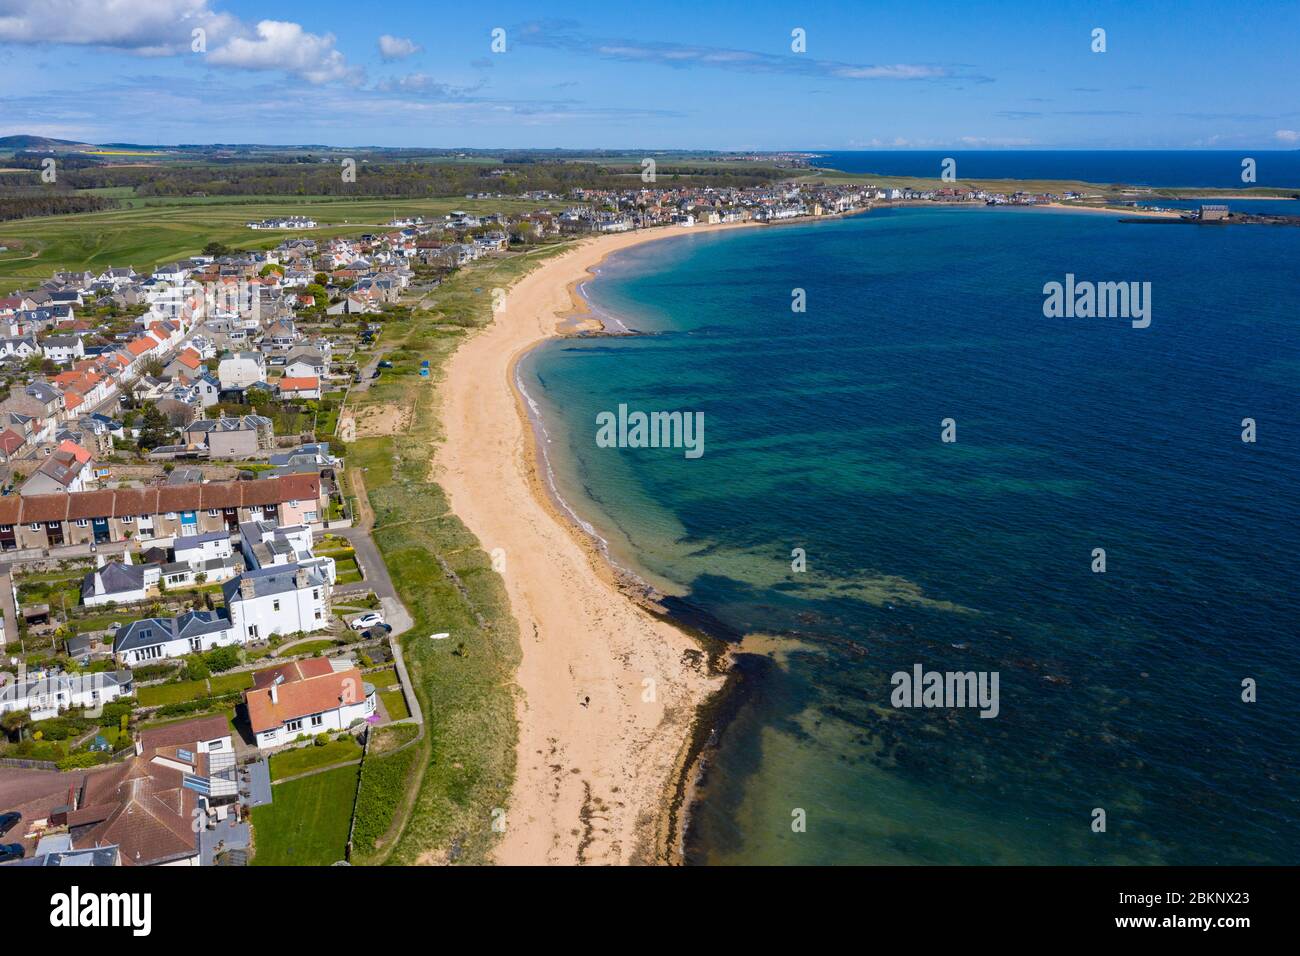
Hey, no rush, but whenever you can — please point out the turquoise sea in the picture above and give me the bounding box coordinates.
[520,206,1300,865]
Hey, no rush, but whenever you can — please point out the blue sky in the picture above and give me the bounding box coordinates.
[1,0,1297,149]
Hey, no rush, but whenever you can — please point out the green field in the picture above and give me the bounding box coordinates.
[251,764,358,865]
[0,195,546,292]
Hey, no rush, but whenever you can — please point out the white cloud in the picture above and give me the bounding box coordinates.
[0,0,235,54]
[378,34,420,61]
[1275,129,1300,143]
[209,19,360,85]
[0,2,357,84]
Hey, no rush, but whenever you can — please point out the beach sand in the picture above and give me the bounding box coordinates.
[434,221,765,865]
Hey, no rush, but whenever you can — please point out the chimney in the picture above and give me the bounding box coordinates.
[95,552,106,569]
[239,576,255,599]
[134,737,143,757]
[270,683,278,705]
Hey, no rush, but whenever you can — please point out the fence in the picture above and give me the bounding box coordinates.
[0,756,58,771]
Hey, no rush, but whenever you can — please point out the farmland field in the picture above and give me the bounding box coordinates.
[0,195,545,292]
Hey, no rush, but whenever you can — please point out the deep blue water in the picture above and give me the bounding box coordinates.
[523,206,1300,864]
[813,150,1300,189]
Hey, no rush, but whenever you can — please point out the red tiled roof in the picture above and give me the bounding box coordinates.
[278,376,319,391]
[246,667,367,733]
[251,658,333,690]
[57,439,93,464]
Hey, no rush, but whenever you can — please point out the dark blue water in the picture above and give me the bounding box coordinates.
[524,206,1300,864]
[813,150,1300,189]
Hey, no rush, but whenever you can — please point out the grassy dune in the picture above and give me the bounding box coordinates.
[339,243,572,864]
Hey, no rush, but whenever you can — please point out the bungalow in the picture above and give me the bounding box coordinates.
[81,553,162,607]
[277,376,320,401]
[245,660,376,750]
[113,609,239,665]
[0,669,134,720]
[283,349,326,380]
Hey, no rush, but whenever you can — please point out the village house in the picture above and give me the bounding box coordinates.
[81,552,162,607]
[113,610,239,665]
[183,415,274,458]
[216,351,266,389]
[54,715,237,866]
[277,375,321,400]
[244,659,375,750]
[0,668,134,720]
[222,562,331,642]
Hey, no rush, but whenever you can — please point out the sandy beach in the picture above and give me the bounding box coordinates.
[434,220,767,865]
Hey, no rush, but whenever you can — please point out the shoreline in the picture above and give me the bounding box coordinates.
[433,199,1179,866]
[435,218,777,865]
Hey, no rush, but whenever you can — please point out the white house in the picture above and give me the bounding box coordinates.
[222,563,331,642]
[81,554,162,608]
[217,352,266,390]
[245,660,376,750]
[0,669,134,720]
[172,528,236,572]
[112,610,239,666]
[41,335,85,364]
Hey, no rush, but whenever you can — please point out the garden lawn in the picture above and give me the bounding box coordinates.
[251,765,358,866]
[268,739,363,781]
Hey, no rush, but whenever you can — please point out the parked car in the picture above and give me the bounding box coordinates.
[350,612,384,631]
[0,812,20,837]
[377,360,393,369]
[370,369,381,379]
[0,844,24,863]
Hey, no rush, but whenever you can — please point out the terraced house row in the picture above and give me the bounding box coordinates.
[0,473,323,551]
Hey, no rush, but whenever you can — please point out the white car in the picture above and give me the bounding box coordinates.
[350,612,384,631]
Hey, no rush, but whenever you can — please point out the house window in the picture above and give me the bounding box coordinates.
[314,611,322,621]
[311,714,323,727]
[167,512,177,519]
[264,729,277,740]
[208,738,224,750]
[305,511,318,522]
[286,719,302,733]
[272,599,281,612]
[74,518,88,528]
[29,523,40,531]
[140,629,152,640]
[312,589,320,601]
[208,509,219,517]
[247,624,259,639]
[122,515,134,523]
